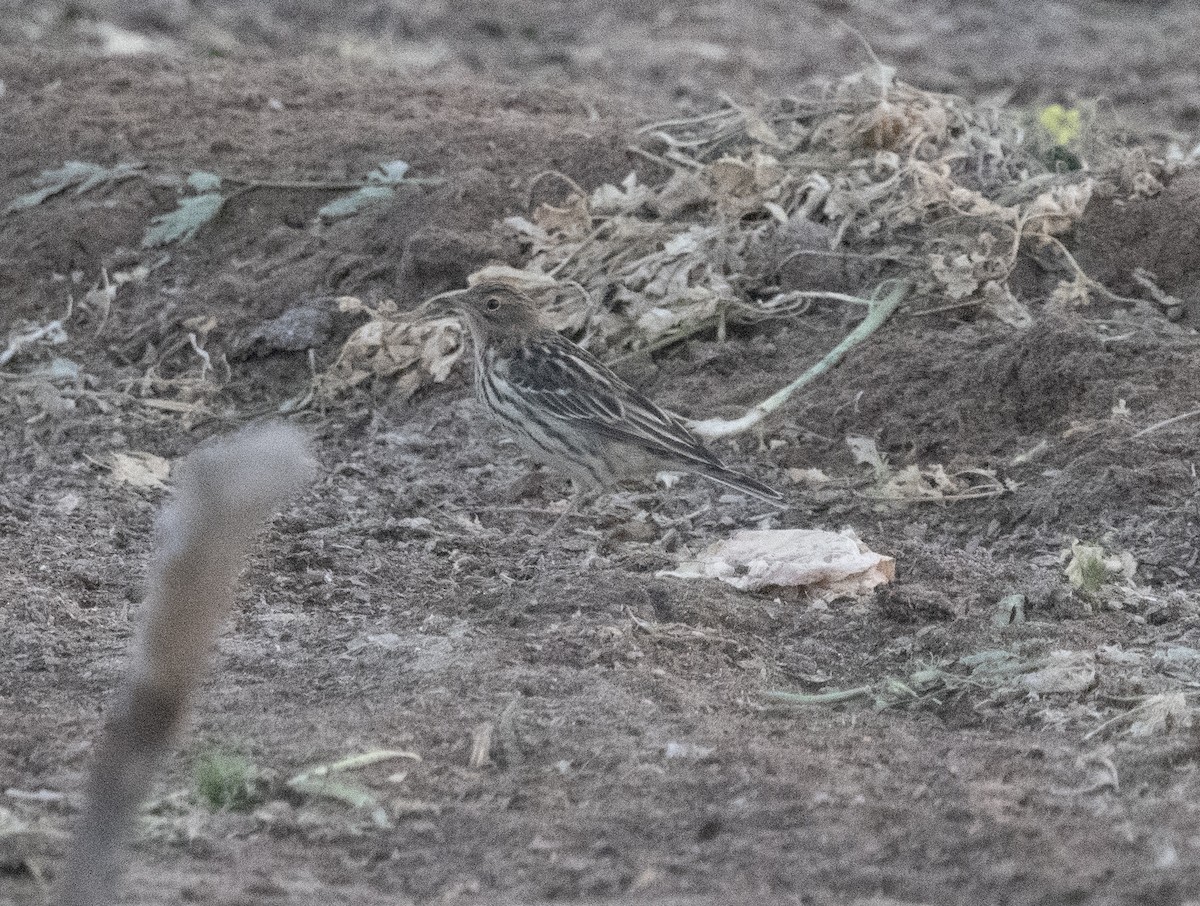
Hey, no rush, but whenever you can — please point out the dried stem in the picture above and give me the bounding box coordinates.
[689,282,908,440]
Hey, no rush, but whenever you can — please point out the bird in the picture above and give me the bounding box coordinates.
[442,282,784,509]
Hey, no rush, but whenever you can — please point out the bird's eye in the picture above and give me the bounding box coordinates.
[485,296,501,311]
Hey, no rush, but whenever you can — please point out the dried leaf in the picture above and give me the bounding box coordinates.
[786,468,831,486]
[504,215,549,241]
[745,115,783,148]
[1050,276,1091,307]
[532,194,590,237]
[319,302,465,400]
[657,528,894,595]
[1025,180,1093,236]
[846,435,887,477]
[589,172,649,214]
[1128,693,1191,738]
[106,451,170,490]
[984,282,1031,329]
[287,749,420,828]
[1019,651,1096,695]
[467,265,560,294]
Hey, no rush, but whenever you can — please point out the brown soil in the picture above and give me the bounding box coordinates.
[4,5,1200,906]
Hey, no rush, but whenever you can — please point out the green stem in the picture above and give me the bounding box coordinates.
[762,687,873,706]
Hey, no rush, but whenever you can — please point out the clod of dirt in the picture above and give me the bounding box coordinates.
[1074,170,1200,322]
[397,224,502,304]
[233,298,344,358]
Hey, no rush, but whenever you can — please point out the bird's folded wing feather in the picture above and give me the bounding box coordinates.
[506,339,725,468]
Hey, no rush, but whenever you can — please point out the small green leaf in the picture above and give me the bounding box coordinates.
[186,170,222,192]
[5,183,71,213]
[194,752,260,812]
[76,161,142,194]
[142,192,225,247]
[1045,145,1083,172]
[4,160,142,214]
[316,185,395,220]
[991,593,1027,628]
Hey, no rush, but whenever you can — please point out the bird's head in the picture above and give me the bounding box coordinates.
[433,282,541,342]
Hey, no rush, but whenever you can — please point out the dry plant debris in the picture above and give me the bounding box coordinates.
[478,64,1120,357]
[102,450,171,490]
[306,297,465,405]
[286,749,421,828]
[322,66,1170,410]
[3,159,437,249]
[766,633,1200,740]
[846,435,1013,503]
[658,527,894,595]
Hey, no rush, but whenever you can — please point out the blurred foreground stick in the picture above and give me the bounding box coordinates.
[57,424,317,906]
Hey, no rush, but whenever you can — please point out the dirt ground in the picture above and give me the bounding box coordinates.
[4,3,1200,906]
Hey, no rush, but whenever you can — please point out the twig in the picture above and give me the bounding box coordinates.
[626,145,681,171]
[1129,268,1178,306]
[1130,267,1183,317]
[1134,406,1200,438]
[838,20,890,101]
[222,175,445,190]
[469,723,493,769]
[689,282,908,440]
[865,487,1008,503]
[1040,236,1143,307]
[605,288,884,367]
[604,317,721,367]
[636,105,738,135]
[527,169,587,204]
[630,144,704,171]
[548,219,616,277]
[779,247,918,264]
[768,290,875,307]
[909,298,987,317]
[0,320,66,367]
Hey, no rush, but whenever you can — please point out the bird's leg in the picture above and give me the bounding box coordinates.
[542,491,581,540]
[541,482,599,540]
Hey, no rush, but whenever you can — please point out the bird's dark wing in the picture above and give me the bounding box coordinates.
[502,334,725,470]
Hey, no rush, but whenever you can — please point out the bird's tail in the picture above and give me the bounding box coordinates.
[696,463,787,508]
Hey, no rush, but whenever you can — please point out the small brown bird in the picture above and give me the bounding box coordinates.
[445,282,784,507]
